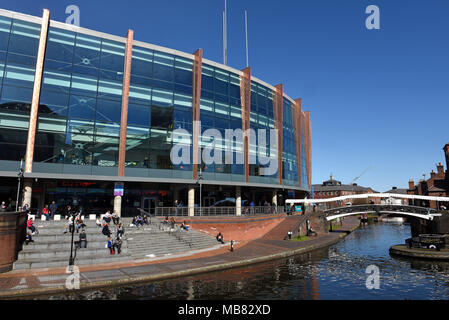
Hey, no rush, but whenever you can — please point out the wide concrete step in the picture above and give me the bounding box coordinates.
[19,247,129,260]
[21,240,128,251]
[13,254,131,270]
[30,234,117,242]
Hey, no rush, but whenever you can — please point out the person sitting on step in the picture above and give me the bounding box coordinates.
[216,232,225,244]
[25,231,34,245]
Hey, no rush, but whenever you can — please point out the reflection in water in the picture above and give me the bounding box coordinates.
[39,223,449,300]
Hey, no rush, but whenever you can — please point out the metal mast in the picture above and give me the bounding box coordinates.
[245,10,249,68]
[223,0,227,65]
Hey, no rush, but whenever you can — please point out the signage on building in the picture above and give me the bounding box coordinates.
[114,182,124,197]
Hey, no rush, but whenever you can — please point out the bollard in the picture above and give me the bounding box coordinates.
[230,240,234,252]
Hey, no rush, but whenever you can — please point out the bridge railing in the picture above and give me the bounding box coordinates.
[324,204,439,219]
[152,206,285,217]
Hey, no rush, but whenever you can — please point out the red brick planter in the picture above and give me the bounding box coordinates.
[0,211,27,273]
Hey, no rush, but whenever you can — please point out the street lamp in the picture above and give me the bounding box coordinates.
[68,211,77,266]
[197,165,203,216]
[16,159,24,212]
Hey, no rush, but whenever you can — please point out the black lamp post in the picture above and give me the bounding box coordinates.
[68,211,76,266]
[16,159,24,212]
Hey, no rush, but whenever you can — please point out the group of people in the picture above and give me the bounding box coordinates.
[100,210,124,255]
[130,214,149,227]
[0,198,15,212]
[62,212,88,249]
[163,216,190,231]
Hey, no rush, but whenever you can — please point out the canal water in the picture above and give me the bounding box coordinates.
[47,222,449,300]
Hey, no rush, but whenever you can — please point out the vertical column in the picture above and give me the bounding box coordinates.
[272,191,277,206]
[188,186,195,217]
[236,186,242,216]
[294,99,302,188]
[117,30,134,177]
[115,30,133,218]
[192,49,203,180]
[114,196,122,216]
[273,85,283,185]
[240,67,251,183]
[22,9,50,208]
[22,180,33,209]
[305,111,312,190]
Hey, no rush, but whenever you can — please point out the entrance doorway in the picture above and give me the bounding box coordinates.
[142,197,157,215]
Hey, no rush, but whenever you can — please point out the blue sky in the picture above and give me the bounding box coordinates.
[3,0,449,192]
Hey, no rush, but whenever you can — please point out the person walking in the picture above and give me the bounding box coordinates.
[102,223,111,237]
[116,223,125,239]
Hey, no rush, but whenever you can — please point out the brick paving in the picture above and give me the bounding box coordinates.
[0,215,360,298]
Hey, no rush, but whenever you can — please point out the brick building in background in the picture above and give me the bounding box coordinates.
[407,143,449,209]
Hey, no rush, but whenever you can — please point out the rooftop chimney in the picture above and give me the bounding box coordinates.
[392,186,397,190]
[444,143,449,174]
[437,162,444,178]
[430,170,436,179]
[408,180,414,190]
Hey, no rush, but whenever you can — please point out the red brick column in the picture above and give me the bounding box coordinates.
[240,67,251,183]
[117,30,134,177]
[293,99,302,188]
[24,9,50,174]
[273,85,283,184]
[192,49,203,180]
[305,111,312,190]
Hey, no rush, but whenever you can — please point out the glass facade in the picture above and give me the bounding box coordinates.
[33,27,125,175]
[0,17,39,162]
[282,98,299,187]
[200,64,243,181]
[0,11,310,191]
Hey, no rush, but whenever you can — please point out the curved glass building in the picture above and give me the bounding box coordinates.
[0,8,311,216]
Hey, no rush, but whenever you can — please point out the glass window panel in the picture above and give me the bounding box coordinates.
[91,136,119,167]
[131,46,153,77]
[42,70,71,93]
[73,34,101,68]
[34,132,67,163]
[200,89,214,100]
[200,99,213,112]
[215,102,229,116]
[37,115,67,133]
[72,64,99,78]
[94,121,120,137]
[45,28,75,63]
[0,84,33,105]
[128,103,150,127]
[70,74,98,97]
[174,93,192,108]
[153,52,174,82]
[130,74,152,87]
[230,83,240,99]
[68,95,96,120]
[173,109,192,131]
[8,20,40,56]
[99,69,123,82]
[174,83,192,95]
[0,108,30,129]
[67,119,94,135]
[100,39,125,72]
[39,90,69,116]
[0,128,28,161]
[174,57,192,86]
[95,98,122,123]
[44,59,72,73]
[0,16,11,52]
[150,105,173,129]
[3,63,35,88]
[152,88,173,107]
[129,85,151,104]
[97,79,123,101]
[230,106,241,118]
[215,93,229,104]
[153,79,173,91]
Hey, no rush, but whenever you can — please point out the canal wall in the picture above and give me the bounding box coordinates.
[178,213,287,241]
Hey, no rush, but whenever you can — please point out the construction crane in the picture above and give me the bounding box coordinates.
[350,166,373,184]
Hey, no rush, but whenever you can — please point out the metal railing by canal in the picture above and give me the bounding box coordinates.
[153,206,285,217]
